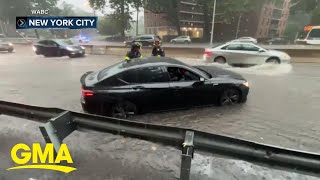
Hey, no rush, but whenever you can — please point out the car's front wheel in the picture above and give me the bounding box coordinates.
[266,57,280,64]
[110,101,137,119]
[8,49,13,53]
[218,88,240,106]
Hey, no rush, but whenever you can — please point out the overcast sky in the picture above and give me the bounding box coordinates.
[58,0,142,17]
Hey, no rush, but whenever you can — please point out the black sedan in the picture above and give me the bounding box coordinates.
[0,39,14,52]
[80,57,249,118]
[33,39,85,58]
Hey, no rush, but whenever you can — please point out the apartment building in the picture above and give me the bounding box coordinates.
[144,0,291,41]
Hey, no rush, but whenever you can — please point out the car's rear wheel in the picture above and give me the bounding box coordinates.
[266,57,280,64]
[219,88,240,106]
[214,56,226,64]
[172,41,176,44]
[184,41,188,44]
[110,101,137,119]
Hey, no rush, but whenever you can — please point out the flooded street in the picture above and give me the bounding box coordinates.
[0,51,319,179]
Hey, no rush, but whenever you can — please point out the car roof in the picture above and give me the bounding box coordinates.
[97,57,210,82]
[123,57,186,68]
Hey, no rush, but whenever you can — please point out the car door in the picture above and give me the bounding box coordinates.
[125,66,173,112]
[220,43,244,64]
[36,40,48,54]
[238,43,267,64]
[178,37,185,43]
[46,40,59,56]
[166,66,216,108]
[93,73,134,110]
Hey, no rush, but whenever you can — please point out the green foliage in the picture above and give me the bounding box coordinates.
[89,0,141,37]
[98,16,122,35]
[290,0,320,25]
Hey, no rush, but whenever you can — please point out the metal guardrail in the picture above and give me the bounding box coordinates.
[0,100,320,179]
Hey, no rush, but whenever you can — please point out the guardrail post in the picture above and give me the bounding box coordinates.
[39,111,76,155]
[180,131,194,180]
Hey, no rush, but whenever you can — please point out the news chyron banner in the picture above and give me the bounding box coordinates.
[16,16,98,29]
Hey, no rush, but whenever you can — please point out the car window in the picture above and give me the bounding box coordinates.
[241,44,260,51]
[47,40,57,46]
[136,67,168,83]
[98,62,127,80]
[142,36,153,40]
[224,44,242,50]
[167,67,200,82]
[38,40,48,45]
[308,29,320,39]
[99,75,128,87]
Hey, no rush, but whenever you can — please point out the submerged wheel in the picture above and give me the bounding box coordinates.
[110,101,137,119]
[219,89,240,106]
[266,58,280,64]
[214,56,226,64]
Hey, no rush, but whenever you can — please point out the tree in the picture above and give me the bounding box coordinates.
[290,0,320,25]
[98,15,122,35]
[197,0,267,41]
[89,0,135,37]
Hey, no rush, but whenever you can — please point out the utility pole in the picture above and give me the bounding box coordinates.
[210,0,217,47]
[235,14,242,39]
[136,8,139,36]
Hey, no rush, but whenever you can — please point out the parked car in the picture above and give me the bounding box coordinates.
[0,39,14,53]
[203,42,291,66]
[264,37,290,45]
[170,36,192,44]
[230,37,258,44]
[33,39,85,58]
[124,35,161,47]
[80,57,249,118]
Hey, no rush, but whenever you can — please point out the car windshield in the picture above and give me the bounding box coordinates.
[55,39,74,45]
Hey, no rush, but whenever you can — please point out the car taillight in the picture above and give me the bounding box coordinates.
[204,50,213,57]
[82,89,94,97]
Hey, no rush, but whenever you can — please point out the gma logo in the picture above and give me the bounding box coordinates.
[7,143,76,173]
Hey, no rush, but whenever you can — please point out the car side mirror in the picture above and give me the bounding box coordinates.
[193,78,205,87]
[259,49,265,52]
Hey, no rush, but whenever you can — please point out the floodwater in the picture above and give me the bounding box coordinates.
[0,52,319,179]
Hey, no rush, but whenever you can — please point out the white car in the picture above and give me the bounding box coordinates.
[203,42,291,66]
[70,35,90,43]
[170,36,191,44]
[230,37,258,44]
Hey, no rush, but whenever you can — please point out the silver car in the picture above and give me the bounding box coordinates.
[170,36,191,44]
[230,37,258,44]
[203,42,291,65]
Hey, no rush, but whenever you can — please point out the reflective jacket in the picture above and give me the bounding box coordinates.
[125,51,142,61]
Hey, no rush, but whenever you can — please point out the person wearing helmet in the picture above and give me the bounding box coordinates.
[125,42,142,61]
[151,40,165,57]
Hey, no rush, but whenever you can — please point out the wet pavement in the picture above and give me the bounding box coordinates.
[0,50,319,179]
